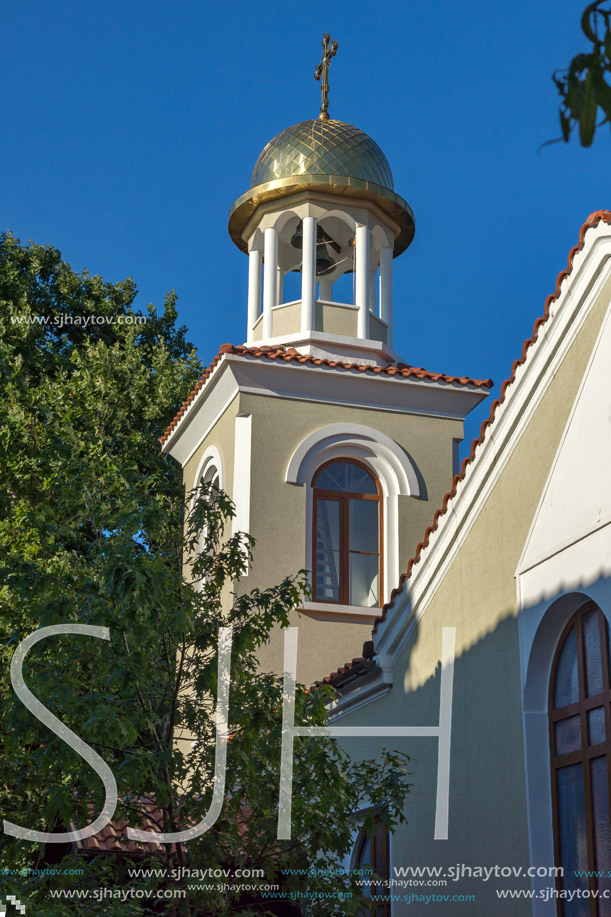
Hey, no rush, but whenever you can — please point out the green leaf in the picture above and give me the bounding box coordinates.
[580,72,598,145]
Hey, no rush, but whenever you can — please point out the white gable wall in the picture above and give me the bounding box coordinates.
[517,265,611,915]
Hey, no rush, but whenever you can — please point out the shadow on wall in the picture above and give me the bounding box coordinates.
[336,571,611,915]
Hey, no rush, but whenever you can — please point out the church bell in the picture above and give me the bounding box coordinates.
[290,221,339,277]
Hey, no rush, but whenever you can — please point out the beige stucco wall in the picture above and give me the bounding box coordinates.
[181,378,464,686]
[315,301,358,336]
[249,299,387,342]
[369,313,388,344]
[336,275,611,915]
[237,393,463,684]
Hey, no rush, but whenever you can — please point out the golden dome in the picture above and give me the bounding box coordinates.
[250,119,394,191]
[228,118,415,257]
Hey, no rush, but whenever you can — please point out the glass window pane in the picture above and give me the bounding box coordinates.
[349,499,379,554]
[345,463,377,495]
[357,834,371,866]
[202,465,218,484]
[315,500,340,602]
[588,707,606,746]
[315,461,377,494]
[591,756,611,911]
[555,625,579,708]
[556,764,589,915]
[356,834,372,899]
[350,553,379,607]
[555,715,582,755]
[583,609,604,697]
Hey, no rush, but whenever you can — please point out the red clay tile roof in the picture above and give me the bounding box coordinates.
[160,344,493,447]
[77,801,171,855]
[315,655,374,688]
[371,209,611,635]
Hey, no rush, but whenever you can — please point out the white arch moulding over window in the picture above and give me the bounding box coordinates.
[191,446,224,568]
[192,445,223,494]
[286,423,420,611]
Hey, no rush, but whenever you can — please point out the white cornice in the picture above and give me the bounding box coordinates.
[164,354,490,467]
[328,665,393,721]
[228,356,488,418]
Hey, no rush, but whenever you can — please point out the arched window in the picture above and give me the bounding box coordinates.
[353,818,390,916]
[192,450,223,565]
[312,459,382,607]
[549,602,611,914]
[202,465,219,488]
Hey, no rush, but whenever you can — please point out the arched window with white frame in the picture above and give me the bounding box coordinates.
[191,447,223,565]
[548,601,611,914]
[285,423,420,609]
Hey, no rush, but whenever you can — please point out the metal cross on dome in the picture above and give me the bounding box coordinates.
[314,33,338,121]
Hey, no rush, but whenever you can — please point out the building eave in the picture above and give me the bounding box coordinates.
[318,210,611,696]
[160,344,493,465]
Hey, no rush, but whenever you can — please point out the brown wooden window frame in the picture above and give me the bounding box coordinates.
[548,601,611,916]
[353,815,390,917]
[312,458,383,607]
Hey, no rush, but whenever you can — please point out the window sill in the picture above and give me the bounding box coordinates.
[300,601,381,623]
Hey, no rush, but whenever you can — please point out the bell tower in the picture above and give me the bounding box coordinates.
[228,37,415,365]
[162,37,491,684]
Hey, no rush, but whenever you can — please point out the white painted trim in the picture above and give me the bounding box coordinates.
[516,297,611,579]
[232,414,252,572]
[328,665,393,719]
[262,227,277,338]
[518,593,611,915]
[379,245,393,350]
[373,226,611,665]
[161,350,236,462]
[192,445,224,495]
[163,356,487,470]
[511,295,611,906]
[301,215,316,334]
[286,423,420,496]
[250,327,397,362]
[301,601,381,623]
[231,358,485,420]
[247,250,262,344]
[356,225,370,338]
[190,446,224,586]
[287,423,420,605]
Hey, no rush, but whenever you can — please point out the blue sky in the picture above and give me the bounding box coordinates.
[2,0,607,452]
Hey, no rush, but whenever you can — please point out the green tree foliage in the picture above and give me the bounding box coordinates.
[0,234,411,915]
[554,1,611,146]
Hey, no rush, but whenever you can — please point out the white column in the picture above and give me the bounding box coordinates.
[368,269,377,314]
[318,278,332,302]
[276,266,284,306]
[232,414,252,573]
[355,225,370,339]
[379,245,393,349]
[301,216,317,335]
[247,249,262,343]
[262,226,277,340]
